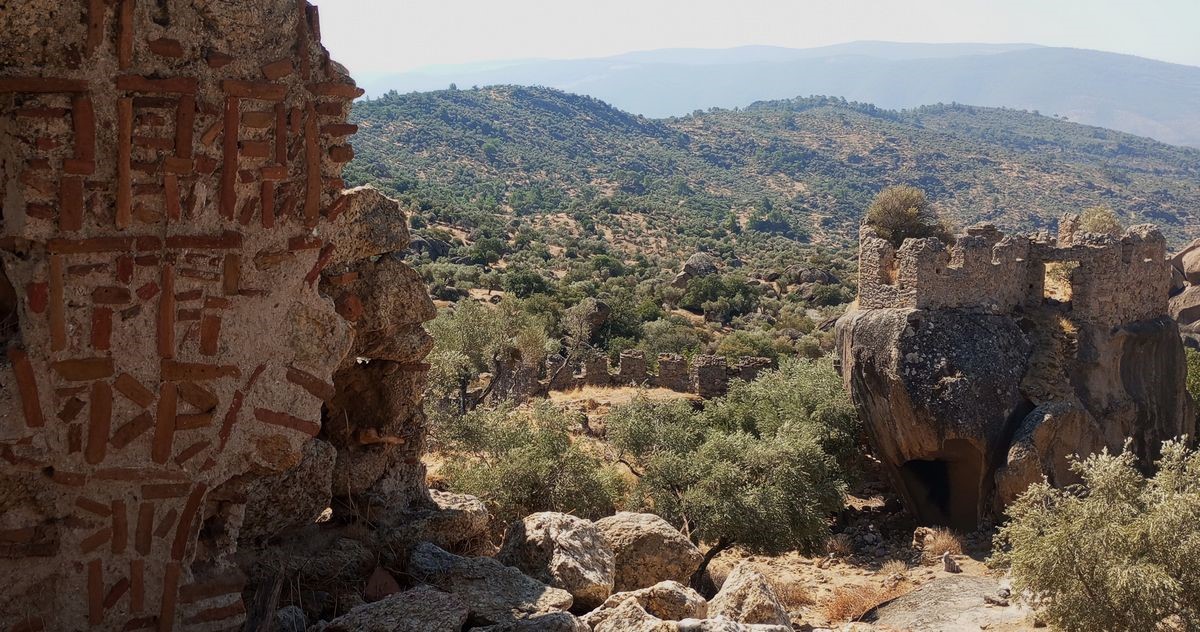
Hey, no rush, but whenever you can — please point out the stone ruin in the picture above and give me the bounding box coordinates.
[0,1,436,629]
[535,351,775,401]
[838,217,1195,531]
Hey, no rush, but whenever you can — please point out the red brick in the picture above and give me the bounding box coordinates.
[52,357,115,381]
[147,38,184,58]
[92,307,113,350]
[116,75,198,94]
[152,382,177,465]
[85,381,112,465]
[253,408,320,436]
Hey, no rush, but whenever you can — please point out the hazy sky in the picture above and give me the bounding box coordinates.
[317,0,1200,75]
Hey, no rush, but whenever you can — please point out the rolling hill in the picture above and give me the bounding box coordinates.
[356,42,1200,148]
[345,85,1200,265]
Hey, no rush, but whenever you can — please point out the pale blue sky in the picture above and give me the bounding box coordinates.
[317,0,1200,75]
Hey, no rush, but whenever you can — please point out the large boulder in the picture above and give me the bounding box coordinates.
[677,620,792,631]
[472,612,589,632]
[592,598,676,632]
[323,585,469,632]
[707,563,791,627]
[497,512,616,610]
[408,542,574,624]
[594,512,704,591]
[240,438,338,542]
[1181,247,1200,285]
[1170,285,1200,325]
[581,581,708,628]
[837,306,1195,529]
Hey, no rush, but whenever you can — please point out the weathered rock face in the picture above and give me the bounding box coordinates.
[0,2,433,630]
[1168,239,1200,348]
[839,221,1196,529]
[594,512,704,592]
[496,511,616,611]
[408,542,576,626]
[707,562,791,627]
[581,581,708,628]
[323,585,469,632]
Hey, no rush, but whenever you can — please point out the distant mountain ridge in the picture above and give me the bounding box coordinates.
[345,86,1200,255]
[357,42,1200,148]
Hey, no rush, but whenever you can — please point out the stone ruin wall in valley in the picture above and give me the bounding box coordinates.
[0,1,435,630]
[856,219,1170,328]
[535,351,775,400]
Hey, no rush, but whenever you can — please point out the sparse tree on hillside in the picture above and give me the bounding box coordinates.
[865,185,952,248]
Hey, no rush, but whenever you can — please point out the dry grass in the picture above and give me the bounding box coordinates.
[769,577,814,609]
[921,527,964,562]
[825,533,854,558]
[879,559,908,577]
[547,385,695,408]
[820,582,912,623]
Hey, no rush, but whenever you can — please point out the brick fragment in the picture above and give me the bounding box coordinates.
[52,358,115,381]
[152,382,177,465]
[7,348,45,428]
[85,381,112,465]
[148,38,184,57]
[253,408,320,436]
[110,412,154,450]
[92,307,113,350]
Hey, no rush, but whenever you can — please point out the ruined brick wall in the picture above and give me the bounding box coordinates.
[857,224,1031,312]
[0,2,426,630]
[691,354,728,399]
[856,219,1170,328]
[1031,225,1169,329]
[535,352,774,397]
[616,350,647,386]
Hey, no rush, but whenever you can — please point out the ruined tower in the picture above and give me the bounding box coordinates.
[838,219,1195,530]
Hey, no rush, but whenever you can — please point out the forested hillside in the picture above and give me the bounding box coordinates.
[347,85,1200,263]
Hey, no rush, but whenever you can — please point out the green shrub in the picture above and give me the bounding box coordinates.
[436,403,626,522]
[865,185,952,248]
[606,357,858,582]
[991,440,1200,631]
[1185,348,1200,404]
[1078,205,1123,237]
[715,330,778,362]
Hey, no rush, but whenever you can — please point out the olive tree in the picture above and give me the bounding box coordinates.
[992,440,1200,631]
[606,357,859,587]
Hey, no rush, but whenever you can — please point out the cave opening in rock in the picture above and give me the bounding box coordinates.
[899,439,983,531]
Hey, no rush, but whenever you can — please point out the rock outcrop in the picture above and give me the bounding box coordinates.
[322,585,469,632]
[707,562,791,627]
[672,252,719,288]
[838,219,1195,529]
[1169,239,1200,348]
[497,511,616,610]
[595,512,704,592]
[0,1,435,629]
[582,581,708,627]
[408,542,576,625]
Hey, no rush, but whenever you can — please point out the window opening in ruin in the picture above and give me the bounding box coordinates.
[898,439,983,531]
[877,260,899,285]
[1043,261,1078,305]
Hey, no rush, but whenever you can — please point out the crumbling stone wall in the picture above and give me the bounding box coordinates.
[616,350,647,386]
[857,219,1168,327]
[531,352,775,398]
[840,216,1191,530]
[691,354,728,399]
[0,2,430,630]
